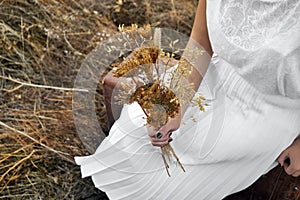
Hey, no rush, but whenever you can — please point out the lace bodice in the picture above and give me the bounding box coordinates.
[206,0,300,98]
[219,0,299,51]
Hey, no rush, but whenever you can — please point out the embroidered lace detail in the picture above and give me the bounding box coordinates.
[219,0,299,50]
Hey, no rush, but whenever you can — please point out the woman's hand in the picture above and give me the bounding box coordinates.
[147,114,182,147]
[277,136,300,177]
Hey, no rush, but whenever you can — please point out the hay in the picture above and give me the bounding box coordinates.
[0,0,115,199]
[0,0,197,199]
[85,0,198,35]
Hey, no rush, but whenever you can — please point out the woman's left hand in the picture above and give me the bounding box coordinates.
[277,136,300,177]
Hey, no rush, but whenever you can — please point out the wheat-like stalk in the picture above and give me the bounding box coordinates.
[111,25,207,176]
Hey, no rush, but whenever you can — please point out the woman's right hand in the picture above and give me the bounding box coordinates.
[147,113,182,147]
[277,136,300,177]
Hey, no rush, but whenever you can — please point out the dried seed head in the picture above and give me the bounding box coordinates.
[112,46,160,78]
[129,82,180,128]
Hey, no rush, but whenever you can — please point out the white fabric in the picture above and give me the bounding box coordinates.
[75,1,300,199]
[207,0,300,98]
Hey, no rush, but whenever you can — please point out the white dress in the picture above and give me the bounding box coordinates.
[75,1,300,199]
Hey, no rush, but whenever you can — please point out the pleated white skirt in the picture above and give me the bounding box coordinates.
[75,56,300,200]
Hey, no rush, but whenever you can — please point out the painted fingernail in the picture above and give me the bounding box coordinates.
[284,157,291,166]
[168,138,173,143]
[156,132,163,139]
[169,132,172,137]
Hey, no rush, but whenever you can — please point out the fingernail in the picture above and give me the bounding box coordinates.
[169,132,172,137]
[156,132,163,139]
[284,157,291,166]
[168,138,173,143]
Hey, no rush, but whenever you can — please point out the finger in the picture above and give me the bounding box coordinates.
[156,132,173,139]
[151,137,170,143]
[277,151,289,167]
[151,131,170,141]
[157,124,176,140]
[150,134,173,146]
[292,170,300,177]
[151,140,170,147]
[156,132,163,139]
[284,157,291,166]
[151,136,173,143]
[284,163,295,175]
[158,126,174,136]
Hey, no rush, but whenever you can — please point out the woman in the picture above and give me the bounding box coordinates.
[75,0,300,199]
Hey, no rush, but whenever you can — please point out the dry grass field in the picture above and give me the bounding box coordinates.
[0,0,197,199]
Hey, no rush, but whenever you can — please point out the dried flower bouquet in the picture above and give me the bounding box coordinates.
[111,25,206,176]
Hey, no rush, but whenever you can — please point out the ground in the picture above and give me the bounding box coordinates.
[0,0,299,199]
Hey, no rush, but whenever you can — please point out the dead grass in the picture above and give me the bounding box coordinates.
[0,0,197,199]
[0,0,115,199]
[85,0,198,34]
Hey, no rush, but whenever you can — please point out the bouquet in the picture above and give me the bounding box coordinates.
[111,25,207,176]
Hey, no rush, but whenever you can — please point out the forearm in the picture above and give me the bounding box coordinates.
[182,39,211,92]
[178,0,212,113]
